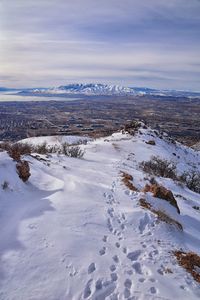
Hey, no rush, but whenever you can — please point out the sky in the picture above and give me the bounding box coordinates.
[0,0,200,90]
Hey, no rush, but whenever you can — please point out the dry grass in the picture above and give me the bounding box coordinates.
[139,198,183,230]
[173,251,200,283]
[139,198,152,210]
[121,171,138,192]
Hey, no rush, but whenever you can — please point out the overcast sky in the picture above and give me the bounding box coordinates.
[0,0,200,90]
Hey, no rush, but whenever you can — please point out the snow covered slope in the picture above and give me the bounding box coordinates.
[0,126,200,300]
[20,135,91,147]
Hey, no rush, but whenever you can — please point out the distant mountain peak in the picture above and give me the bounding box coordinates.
[17,83,200,98]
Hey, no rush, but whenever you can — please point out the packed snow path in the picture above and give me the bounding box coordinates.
[0,129,200,300]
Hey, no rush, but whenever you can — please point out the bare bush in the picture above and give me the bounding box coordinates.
[140,156,177,180]
[123,120,143,135]
[62,143,84,158]
[16,160,31,182]
[179,170,200,194]
[34,142,49,155]
[7,143,32,161]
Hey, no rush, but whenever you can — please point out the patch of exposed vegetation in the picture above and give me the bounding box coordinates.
[179,170,200,194]
[173,251,200,283]
[123,120,146,135]
[0,141,85,160]
[121,171,138,192]
[16,160,31,182]
[62,143,84,158]
[143,183,180,214]
[140,156,177,180]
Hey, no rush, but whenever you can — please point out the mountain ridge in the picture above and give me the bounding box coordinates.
[16,83,200,98]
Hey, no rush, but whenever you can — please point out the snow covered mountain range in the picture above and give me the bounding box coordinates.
[0,123,200,299]
[17,83,200,98]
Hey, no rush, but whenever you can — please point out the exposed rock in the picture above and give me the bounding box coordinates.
[145,140,156,145]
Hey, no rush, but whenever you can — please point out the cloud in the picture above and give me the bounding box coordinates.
[0,0,200,89]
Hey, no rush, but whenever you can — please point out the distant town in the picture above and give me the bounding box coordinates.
[0,94,199,146]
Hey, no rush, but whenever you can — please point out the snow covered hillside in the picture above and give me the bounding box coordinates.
[0,124,200,300]
[18,83,200,98]
[19,84,136,96]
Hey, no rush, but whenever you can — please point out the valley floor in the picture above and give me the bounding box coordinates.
[0,127,200,300]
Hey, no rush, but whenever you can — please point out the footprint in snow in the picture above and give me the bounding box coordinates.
[99,247,106,256]
[110,273,118,282]
[88,263,96,274]
[107,208,114,218]
[115,242,120,248]
[92,279,116,299]
[132,262,143,275]
[83,279,93,298]
[110,264,116,272]
[112,255,119,263]
[139,213,151,234]
[122,247,127,254]
[102,235,108,242]
[150,286,157,294]
[127,250,142,261]
[107,218,113,232]
[124,278,132,289]
[124,287,131,299]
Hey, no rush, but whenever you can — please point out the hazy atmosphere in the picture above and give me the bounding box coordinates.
[1,0,200,90]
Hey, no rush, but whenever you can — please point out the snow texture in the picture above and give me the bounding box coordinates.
[0,126,200,300]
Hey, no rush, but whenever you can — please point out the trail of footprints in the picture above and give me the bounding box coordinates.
[82,181,159,299]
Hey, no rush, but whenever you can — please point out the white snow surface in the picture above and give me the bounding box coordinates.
[20,135,91,147]
[0,127,200,300]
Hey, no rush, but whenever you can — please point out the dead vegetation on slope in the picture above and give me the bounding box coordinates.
[121,172,138,192]
[173,251,200,283]
[143,183,180,214]
[139,198,183,230]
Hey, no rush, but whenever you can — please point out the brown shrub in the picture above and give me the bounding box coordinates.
[139,198,152,210]
[121,171,138,192]
[16,160,31,182]
[143,183,180,214]
[173,251,200,283]
[7,143,32,161]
